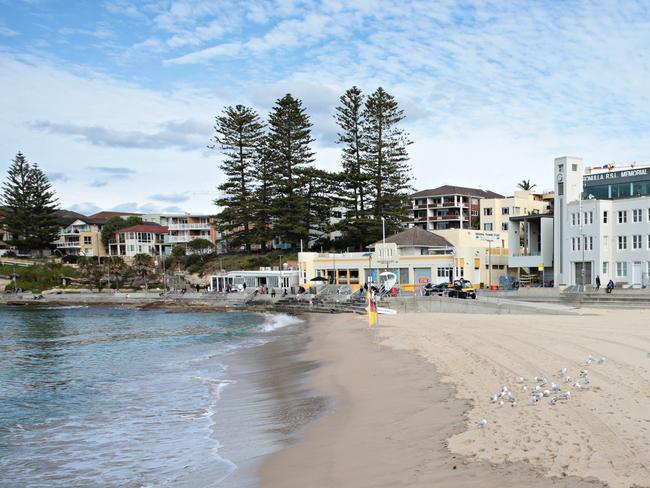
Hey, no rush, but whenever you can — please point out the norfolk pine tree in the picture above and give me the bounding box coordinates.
[334,86,376,250]
[1,152,60,254]
[265,94,315,250]
[363,87,413,240]
[210,105,265,253]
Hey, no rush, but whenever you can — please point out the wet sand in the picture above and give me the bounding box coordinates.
[260,314,604,488]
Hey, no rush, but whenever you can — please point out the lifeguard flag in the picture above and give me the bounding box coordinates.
[368,295,378,327]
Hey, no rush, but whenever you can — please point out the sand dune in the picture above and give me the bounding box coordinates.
[379,309,650,488]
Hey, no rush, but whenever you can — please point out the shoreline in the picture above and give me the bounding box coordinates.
[259,313,605,488]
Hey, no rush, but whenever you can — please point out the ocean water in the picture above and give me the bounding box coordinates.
[0,307,308,488]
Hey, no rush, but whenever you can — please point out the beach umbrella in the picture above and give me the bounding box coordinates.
[310,276,328,282]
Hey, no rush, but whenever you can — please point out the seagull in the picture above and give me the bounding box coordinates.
[521,385,528,392]
[535,385,541,392]
[517,377,525,383]
[560,391,571,400]
[574,382,583,390]
[490,394,499,403]
[531,395,540,405]
[598,357,606,364]
[565,376,572,383]
[557,367,567,377]
[580,370,589,377]
[511,401,518,408]
[550,396,558,406]
[543,389,551,397]
[551,383,561,392]
[477,419,487,428]
[498,400,504,407]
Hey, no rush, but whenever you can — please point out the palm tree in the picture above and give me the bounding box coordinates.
[517,179,537,191]
[132,253,155,292]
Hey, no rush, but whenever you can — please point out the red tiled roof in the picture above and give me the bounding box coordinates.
[90,211,143,220]
[411,185,504,199]
[116,225,168,234]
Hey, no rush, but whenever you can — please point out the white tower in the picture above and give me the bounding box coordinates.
[553,156,583,287]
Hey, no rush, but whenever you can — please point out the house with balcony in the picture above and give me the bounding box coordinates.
[143,213,216,253]
[52,210,107,257]
[406,185,504,231]
[108,225,168,258]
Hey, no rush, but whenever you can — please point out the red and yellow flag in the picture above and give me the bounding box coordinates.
[368,292,378,327]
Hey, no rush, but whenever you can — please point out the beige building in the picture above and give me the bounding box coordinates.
[298,227,509,292]
[479,190,551,238]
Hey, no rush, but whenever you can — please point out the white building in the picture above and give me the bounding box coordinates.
[554,156,650,287]
[209,269,300,292]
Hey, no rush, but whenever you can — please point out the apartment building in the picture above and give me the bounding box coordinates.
[52,210,143,257]
[554,156,650,287]
[479,190,551,234]
[407,185,503,231]
[144,213,217,251]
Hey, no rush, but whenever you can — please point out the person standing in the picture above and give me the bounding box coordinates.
[595,275,601,291]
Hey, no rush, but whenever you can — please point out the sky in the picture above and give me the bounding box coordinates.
[2,0,650,215]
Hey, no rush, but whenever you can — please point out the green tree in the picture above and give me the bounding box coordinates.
[100,215,143,250]
[1,152,60,254]
[250,147,276,251]
[106,256,126,290]
[186,238,214,255]
[335,86,368,217]
[78,256,105,291]
[517,179,537,191]
[363,87,413,241]
[210,105,265,252]
[302,168,340,249]
[265,94,315,250]
[132,253,155,291]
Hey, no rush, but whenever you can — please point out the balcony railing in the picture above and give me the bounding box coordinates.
[166,235,211,244]
[56,241,81,248]
[167,223,211,231]
[511,250,542,257]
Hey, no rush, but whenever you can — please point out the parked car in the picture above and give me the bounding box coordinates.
[423,282,449,296]
[447,279,477,299]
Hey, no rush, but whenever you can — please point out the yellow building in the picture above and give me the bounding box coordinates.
[298,227,510,292]
[479,190,550,239]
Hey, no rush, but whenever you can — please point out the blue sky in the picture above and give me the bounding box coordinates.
[2,0,650,214]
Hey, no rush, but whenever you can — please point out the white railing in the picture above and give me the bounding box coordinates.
[56,241,81,248]
[166,235,211,244]
[167,223,211,231]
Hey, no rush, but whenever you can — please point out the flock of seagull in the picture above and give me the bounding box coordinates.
[477,354,606,429]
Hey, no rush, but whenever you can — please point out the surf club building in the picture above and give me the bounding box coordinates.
[554,156,650,288]
[298,226,509,292]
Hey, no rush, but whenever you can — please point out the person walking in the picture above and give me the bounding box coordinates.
[595,275,601,291]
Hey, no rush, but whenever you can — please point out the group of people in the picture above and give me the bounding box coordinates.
[595,275,615,293]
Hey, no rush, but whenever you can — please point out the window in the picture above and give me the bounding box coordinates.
[572,213,576,226]
[588,236,593,250]
[558,182,564,195]
[618,211,627,224]
[577,237,581,251]
[483,207,493,216]
[513,207,521,215]
[603,211,608,224]
[633,235,642,249]
[602,261,609,275]
[501,223,508,231]
[616,261,627,277]
[558,164,564,172]
[603,235,609,250]
[437,267,452,278]
[618,235,627,250]
[584,212,589,224]
[84,236,92,245]
[483,223,493,231]
[571,238,576,251]
[471,210,479,216]
[589,211,593,224]
[501,207,509,215]
[633,209,642,222]
[572,164,578,171]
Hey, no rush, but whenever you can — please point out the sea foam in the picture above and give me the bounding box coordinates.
[259,313,304,332]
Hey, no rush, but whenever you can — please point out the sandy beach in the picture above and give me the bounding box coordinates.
[260,312,616,488]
